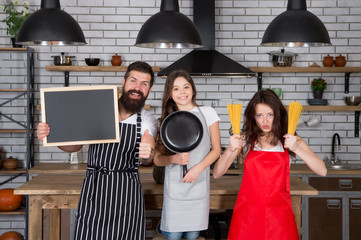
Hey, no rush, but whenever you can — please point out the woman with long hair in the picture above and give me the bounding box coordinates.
[213,89,326,240]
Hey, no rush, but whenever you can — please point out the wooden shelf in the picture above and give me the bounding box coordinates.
[0,207,26,215]
[0,129,26,133]
[0,89,27,92]
[250,67,361,73]
[35,104,151,111]
[0,47,27,52]
[0,168,26,174]
[250,67,361,94]
[285,105,361,111]
[46,65,161,72]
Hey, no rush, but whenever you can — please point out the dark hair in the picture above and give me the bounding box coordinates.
[124,61,155,87]
[157,70,197,155]
[242,89,294,157]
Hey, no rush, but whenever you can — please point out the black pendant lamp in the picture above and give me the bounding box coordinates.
[135,0,203,48]
[261,0,331,47]
[16,0,86,46]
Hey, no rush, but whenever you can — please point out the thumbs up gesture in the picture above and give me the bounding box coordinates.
[139,129,155,163]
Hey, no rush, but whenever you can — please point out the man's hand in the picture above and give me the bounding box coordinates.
[37,122,50,142]
[139,129,154,161]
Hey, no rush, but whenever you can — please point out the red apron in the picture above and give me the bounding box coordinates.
[228,146,299,240]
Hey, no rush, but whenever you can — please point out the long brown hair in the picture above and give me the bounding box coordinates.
[242,89,294,157]
[156,70,198,155]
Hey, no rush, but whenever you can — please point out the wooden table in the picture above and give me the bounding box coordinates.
[15,174,318,240]
[30,162,361,176]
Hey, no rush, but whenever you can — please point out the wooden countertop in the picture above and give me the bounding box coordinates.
[29,163,361,175]
[14,174,317,196]
[29,163,155,174]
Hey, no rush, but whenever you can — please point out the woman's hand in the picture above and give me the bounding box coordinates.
[229,134,242,152]
[37,122,50,142]
[284,134,300,151]
[170,152,190,165]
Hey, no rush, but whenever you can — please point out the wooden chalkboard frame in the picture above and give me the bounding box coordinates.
[41,85,120,146]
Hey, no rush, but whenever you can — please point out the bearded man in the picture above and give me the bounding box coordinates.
[37,61,157,240]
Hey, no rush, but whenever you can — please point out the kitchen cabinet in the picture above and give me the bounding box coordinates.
[308,197,343,240]
[306,176,361,240]
[0,47,35,238]
[349,198,361,240]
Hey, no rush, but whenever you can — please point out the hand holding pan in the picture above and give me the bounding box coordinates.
[160,111,203,177]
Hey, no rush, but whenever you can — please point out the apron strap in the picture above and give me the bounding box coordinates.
[284,147,291,193]
[196,106,210,138]
[134,112,142,169]
[87,166,136,200]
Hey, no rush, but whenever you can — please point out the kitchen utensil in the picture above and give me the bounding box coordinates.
[297,116,320,127]
[3,156,18,170]
[306,117,320,127]
[111,54,122,66]
[85,58,100,66]
[288,102,303,135]
[268,48,298,67]
[344,96,361,106]
[307,99,328,106]
[160,111,203,177]
[309,62,320,67]
[322,54,334,67]
[335,54,347,67]
[52,52,75,66]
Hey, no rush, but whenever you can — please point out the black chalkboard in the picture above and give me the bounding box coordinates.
[41,86,120,146]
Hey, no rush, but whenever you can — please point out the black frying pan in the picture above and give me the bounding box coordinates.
[160,111,203,177]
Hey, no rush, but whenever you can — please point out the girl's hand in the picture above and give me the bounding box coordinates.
[182,165,201,183]
[229,134,242,152]
[284,134,299,151]
[171,152,190,165]
[37,122,50,142]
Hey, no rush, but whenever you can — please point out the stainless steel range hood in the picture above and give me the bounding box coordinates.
[158,0,255,78]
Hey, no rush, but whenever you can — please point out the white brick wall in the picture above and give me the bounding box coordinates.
[0,0,361,233]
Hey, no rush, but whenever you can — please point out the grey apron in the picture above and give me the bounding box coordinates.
[161,108,211,232]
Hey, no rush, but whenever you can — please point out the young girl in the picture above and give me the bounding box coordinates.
[213,89,327,240]
[154,70,221,240]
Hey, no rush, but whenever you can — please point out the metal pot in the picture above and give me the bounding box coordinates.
[52,52,75,66]
[268,48,298,67]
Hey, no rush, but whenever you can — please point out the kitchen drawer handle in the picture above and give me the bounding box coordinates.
[327,199,341,209]
[339,179,352,189]
[351,200,361,209]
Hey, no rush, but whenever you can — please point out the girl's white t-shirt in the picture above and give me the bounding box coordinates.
[190,106,220,127]
[253,141,293,165]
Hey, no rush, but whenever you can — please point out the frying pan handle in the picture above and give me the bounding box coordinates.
[183,165,188,177]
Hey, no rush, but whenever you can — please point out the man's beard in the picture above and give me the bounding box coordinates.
[119,89,147,114]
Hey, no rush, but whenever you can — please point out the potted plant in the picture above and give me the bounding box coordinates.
[311,77,327,99]
[1,1,33,47]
